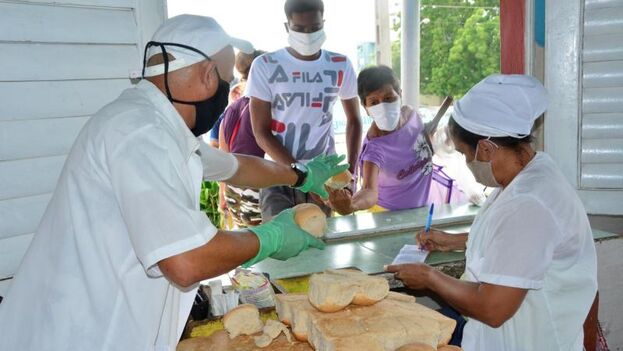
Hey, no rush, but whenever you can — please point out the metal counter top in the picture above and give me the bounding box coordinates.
[252,204,620,280]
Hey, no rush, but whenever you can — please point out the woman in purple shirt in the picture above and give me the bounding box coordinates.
[327,65,437,214]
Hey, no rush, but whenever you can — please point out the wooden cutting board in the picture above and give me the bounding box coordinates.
[177,330,313,351]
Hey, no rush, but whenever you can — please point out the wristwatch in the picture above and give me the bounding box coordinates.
[290,162,308,188]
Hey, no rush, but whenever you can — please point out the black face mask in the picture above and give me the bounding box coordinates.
[191,77,229,137]
[142,41,230,137]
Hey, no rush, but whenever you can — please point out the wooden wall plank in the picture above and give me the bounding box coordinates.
[0,43,140,81]
[0,234,34,279]
[0,2,137,44]
[0,117,89,161]
[0,194,51,240]
[5,0,136,9]
[0,79,131,121]
[0,278,12,297]
[0,156,65,200]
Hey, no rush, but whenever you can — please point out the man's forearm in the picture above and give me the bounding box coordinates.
[226,154,297,188]
[345,118,362,174]
[256,132,296,165]
[159,230,260,287]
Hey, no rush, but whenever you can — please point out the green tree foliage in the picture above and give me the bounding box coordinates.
[392,0,500,98]
[200,181,222,228]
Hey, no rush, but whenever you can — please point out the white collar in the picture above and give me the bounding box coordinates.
[136,80,199,160]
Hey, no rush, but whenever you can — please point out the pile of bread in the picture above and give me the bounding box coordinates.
[178,199,461,350]
[276,269,459,351]
[178,269,461,351]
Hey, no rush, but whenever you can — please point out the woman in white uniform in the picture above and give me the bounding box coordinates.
[386,74,598,351]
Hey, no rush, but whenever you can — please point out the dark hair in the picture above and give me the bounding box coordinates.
[448,116,533,151]
[284,0,324,19]
[357,65,401,104]
[235,50,266,81]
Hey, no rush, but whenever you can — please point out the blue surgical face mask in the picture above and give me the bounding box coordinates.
[466,139,500,188]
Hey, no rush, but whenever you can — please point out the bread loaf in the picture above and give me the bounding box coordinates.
[324,170,352,190]
[253,320,292,348]
[176,330,312,351]
[275,293,319,341]
[275,293,456,351]
[307,299,454,351]
[387,291,417,303]
[396,342,436,351]
[222,304,263,339]
[293,203,326,238]
[308,269,389,312]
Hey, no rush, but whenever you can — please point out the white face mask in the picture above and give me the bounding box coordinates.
[466,139,500,187]
[367,98,402,131]
[288,29,326,56]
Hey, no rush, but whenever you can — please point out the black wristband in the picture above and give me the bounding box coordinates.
[291,163,307,187]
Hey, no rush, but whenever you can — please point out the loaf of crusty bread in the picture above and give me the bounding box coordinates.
[293,203,327,238]
[176,330,312,351]
[437,346,463,351]
[307,299,454,351]
[308,269,389,312]
[324,170,352,190]
[275,292,456,351]
[222,304,263,339]
[275,293,320,341]
[396,342,437,351]
[254,319,292,348]
[387,291,417,303]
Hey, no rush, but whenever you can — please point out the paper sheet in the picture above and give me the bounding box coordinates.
[391,245,429,265]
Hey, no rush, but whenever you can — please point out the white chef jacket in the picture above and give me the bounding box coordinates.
[0,80,239,351]
[461,153,597,351]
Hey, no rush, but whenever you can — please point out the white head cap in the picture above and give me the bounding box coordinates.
[452,74,548,138]
[143,15,254,77]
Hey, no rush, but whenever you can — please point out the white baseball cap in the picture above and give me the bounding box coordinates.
[143,14,254,77]
[452,74,548,138]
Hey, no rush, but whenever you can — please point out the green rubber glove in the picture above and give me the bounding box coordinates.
[297,154,350,200]
[243,208,325,268]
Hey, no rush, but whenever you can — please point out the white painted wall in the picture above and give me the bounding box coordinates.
[545,0,623,215]
[0,0,166,292]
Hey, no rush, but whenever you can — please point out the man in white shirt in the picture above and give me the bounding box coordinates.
[247,0,362,220]
[0,15,347,351]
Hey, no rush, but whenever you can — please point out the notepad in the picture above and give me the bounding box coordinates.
[391,244,429,265]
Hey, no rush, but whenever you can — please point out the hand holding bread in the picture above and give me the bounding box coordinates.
[296,154,350,200]
[325,187,355,215]
[324,170,352,190]
[292,203,327,238]
[243,205,326,268]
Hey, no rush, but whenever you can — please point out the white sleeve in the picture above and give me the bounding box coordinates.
[479,195,561,289]
[108,126,217,277]
[245,56,272,103]
[338,58,358,100]
[198,140,239,181]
